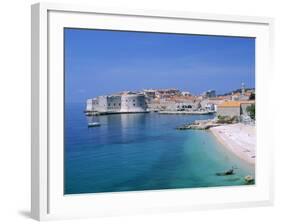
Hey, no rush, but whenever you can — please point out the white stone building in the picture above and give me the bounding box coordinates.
[217,101,255,117]
[217,101,241,117]
[86,93,148,114]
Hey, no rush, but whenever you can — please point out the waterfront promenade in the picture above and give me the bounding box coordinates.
[158,110,214,115]
[210,123,256,165]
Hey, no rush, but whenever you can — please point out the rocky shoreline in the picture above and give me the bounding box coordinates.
[176,116,240,130]
[176,119,221,130]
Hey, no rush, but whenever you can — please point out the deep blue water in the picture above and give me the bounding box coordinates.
[64,103,254,194]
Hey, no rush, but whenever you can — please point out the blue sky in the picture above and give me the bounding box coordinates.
[64,28,255,103]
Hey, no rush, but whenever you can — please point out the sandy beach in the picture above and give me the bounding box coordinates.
[210,123,256,165]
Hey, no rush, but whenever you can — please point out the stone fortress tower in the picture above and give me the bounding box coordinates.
[86,92,148,114]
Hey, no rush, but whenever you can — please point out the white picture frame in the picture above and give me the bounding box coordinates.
[31,2,274,221]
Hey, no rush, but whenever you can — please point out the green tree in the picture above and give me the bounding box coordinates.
[249,93,255,100]
[246,104,255,120]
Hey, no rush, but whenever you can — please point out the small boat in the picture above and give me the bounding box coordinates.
[88,122,101,127]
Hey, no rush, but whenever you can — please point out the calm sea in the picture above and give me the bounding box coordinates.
[65,103,254,194]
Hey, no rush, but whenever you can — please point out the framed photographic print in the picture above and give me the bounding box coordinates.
[31,2,274,221]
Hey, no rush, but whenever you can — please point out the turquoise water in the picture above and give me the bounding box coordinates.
[65,103,254,194]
